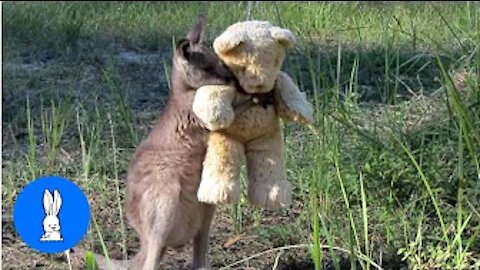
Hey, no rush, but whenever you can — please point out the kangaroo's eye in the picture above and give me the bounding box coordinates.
[204,65,214,73]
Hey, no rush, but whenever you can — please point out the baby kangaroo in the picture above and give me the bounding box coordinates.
[125,15,236,270]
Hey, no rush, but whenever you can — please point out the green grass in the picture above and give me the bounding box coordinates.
[3,1,480,269]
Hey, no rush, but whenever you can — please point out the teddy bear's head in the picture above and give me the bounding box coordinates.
[213,21,296,94]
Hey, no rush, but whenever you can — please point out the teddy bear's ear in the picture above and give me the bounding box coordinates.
[213,31,245,55]
[271,27,296,49]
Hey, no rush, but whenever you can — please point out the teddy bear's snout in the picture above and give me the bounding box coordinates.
[253,84,267,92]
[243,82,274,94]
[244,73,277,93]
[244,76,269,91]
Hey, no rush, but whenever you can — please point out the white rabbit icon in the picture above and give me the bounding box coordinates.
[40,189,63,241]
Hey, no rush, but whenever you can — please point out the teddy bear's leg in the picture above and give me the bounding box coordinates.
[197,132,245,204]
[245,130,291,210]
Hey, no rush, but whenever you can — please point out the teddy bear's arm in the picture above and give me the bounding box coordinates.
[192,85,236,131]
[274,71,314,124]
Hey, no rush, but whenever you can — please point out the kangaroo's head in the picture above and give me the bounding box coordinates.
[171,14,236,92]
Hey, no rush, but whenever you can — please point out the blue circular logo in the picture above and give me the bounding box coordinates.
[13,176,91,254]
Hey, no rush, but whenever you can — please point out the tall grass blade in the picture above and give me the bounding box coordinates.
[390,133,448,242]
[360,172,370,270]
[107,113,128,261]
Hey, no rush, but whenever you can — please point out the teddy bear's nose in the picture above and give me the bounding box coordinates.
[247,83,270,92]
[254,85,266,91]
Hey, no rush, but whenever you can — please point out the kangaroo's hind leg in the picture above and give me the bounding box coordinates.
[140,188,179,270]
[192,203,216,270]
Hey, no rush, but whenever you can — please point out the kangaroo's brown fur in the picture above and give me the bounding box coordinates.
[72,15,238,270]
[125,15,237,270]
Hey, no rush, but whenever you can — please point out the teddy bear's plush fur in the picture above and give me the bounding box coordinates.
[193,21,314,209]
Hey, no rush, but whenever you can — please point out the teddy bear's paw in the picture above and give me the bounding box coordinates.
[193,85,236,131]
[274,72,315,125]
[197,177,240,204]
[248,180,292,210]
[205,109,235,131]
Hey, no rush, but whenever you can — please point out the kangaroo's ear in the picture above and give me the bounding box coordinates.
[53,190,62,215]
[176,38,192,60]
[43,190,53,215]
[186,13,207,45]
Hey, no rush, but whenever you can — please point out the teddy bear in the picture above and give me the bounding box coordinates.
[192,20,314,210]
